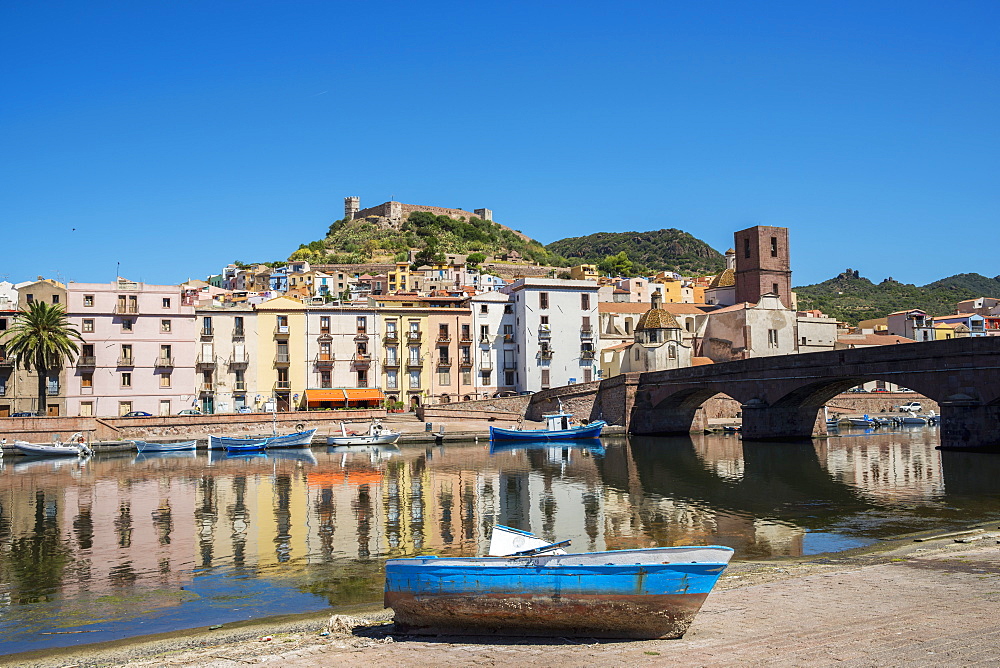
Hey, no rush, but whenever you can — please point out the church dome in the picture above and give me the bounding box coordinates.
[708,267,735,289]
[636,307,680,330]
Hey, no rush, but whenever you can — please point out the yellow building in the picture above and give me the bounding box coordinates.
[387,262,414,292]
[569,264,599,281]
[255,297,309,411]
[653,277,684,303]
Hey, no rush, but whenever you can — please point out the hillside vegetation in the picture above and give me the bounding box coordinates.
[290,212,556,267]
[545,229,725,276]
[794,270,1000,324]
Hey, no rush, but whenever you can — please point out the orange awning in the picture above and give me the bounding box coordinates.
[343,388,385,402]
[305,389,348,404]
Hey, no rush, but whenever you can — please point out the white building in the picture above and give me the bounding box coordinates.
[470,291,514,396]
[502,278,599,391]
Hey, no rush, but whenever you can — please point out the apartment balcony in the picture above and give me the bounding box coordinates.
[436,333,452,343]
[383,357,401,367]
[201,326,214,337]
[355,329,369,341]
[117,356,135,367]
[199,382,215,393]
[154,356,175,368]
[233,328,245,339]
[196,355,217,368]
[274,353,291,366]
[113,304,140,315]
[459,357,473,367]
[46,385,60,396]
[233,381,247,392]
[580,350,596,360]
[480,358,494,371]
[274,380,291,390]
[229,353,249,367]
[406,331,422,343]
[274,324,290,335]
[580,327,594,338]
[538,325,551,338]
[539,350,554,360]
[315,353,335,366]
[353,353,372,367]
[460,334,473,343]
[436,357,452,367]
[479,336,492,347]
[75,356,96,367]
[406,356,424,369]
[383,332,399,343]
[503,334,516,345]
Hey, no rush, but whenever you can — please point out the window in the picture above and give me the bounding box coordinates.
[505,371,515,386]
[625,320,632,335]
[480,304,488,314]
[503,350,515,369]
[122,319,133,332]
[203,316,213,335]
[772,283,779,295]
[768,329,779,348]
[162,297,171,308]
[540,315,549,325]
[386,369,398,389]
[770,237,778,257]
[461,324,471,340]
[119,401,132,416]
[668,345,676,359]
[480,325,489,342]
[744,238,751,259]
[120,344,133,363]
[81,373,93,388]
[635,347,640,360]
[438,369,451,386]
[84,295,94,307]
[409,370,421,388]
[583,368,592,382]
[234,316,245,336]
[462,369,472,386]
[482,370,492,384]
[581,293,590,310]
[83,319,94,333]
[801,336,807,346]
[159,400,171,416]
[161,319,171,332]
[541,369,550,388]
[539,292,549,309]
[26,294,34,303]
[160,373,171,388]
[52,294,59,304]
[320,316,330,333]
[320,370,332,388]
[357,316,367,333]
[121,373,132,387]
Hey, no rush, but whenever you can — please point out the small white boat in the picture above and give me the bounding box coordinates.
[135,439,197,453]
[327,420,401,446]
[13,432,92,457]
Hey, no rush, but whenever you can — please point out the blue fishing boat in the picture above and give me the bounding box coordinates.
[134,439,197,453]
[384,527,733,639]
[489,411,606,441]
[223,438,270,453]
[489,438,605,456]
[209,428,316,450]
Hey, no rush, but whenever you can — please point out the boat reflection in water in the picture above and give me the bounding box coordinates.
[4,428,1000,654]
[489,438,605,456]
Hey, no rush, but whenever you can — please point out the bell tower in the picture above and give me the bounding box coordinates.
[734,225,792,307]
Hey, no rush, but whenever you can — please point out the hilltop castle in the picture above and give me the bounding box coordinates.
[344,197,493,226]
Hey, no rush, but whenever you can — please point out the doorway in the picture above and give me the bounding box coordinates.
[47,404,60,417]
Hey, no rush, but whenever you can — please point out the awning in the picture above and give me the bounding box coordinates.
[343,388,385,402]
[305,389,348,404]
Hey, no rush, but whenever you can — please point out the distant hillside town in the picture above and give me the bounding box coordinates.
[2,197,998,417]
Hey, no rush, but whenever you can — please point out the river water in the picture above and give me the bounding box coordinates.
[2,426,1000,654]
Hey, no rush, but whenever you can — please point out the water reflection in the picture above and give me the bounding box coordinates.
[1,429,1000,653]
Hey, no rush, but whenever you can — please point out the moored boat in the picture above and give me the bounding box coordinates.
[13,432,92,458]
[134,439,197,453]
[489,438,605,456]
[385,532,733,639]
[209,428,316,450]
[490,412,606,441]
[327,420,401,446]
[223,438,271,453]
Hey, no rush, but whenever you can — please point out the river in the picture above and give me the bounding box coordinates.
[2,425,999,654]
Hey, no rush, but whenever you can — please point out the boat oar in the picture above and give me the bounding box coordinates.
[509,539,572,557]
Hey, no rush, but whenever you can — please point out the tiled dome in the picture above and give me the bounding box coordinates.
[708,267,735,289]
[635,308,680,330]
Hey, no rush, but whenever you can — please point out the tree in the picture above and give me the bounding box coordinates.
[598,251,634,277]
[0,302,83,414]
[466,252,486,268]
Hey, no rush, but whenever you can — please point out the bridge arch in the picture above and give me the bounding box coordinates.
[630,386,746,435]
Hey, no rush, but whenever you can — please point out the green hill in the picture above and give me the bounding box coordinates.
[794,270,1000,324]
[290,212,556,267]
[545,228,725,276]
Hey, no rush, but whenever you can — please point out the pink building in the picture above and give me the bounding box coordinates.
[65,279,197,416]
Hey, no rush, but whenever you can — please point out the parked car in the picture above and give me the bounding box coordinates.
[236,407,254,414]
[177,408,203,416]
[847,388,868,393]
[123,411,152,417]
[11,411,38,417]
[871,388,889,393]
[896,401,923,412]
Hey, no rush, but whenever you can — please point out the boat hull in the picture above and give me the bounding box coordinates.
[209,429,316,450]
[384,546,732,639]
[13,441,85,457]
[489,420,606,441]
[327,432,401,446]
[135,440,197,453]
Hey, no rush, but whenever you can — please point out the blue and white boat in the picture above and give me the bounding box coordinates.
[489,411,606,441]
[134,439,197,453]
[222,438,271,453]
[384,526,733,639]
[489,438,605,456]
[209,428,316,450]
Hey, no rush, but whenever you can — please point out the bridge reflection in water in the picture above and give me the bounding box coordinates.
[1,431,1000,652]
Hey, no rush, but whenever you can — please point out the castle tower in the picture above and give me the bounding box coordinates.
[345,196,360,220]
[474,208,493,221]
[734,226,791,308]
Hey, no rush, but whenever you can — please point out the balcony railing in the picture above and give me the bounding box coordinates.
[47,385,60,396]
[233,328,245,338]
[383,357,401,367]
[580,350,596,359]
[315,353,334,366]
[383,331,399,342]
[75,356,96,367]
[274,380,291,390]
[503,334,515,344]
[155,356,175,367]
[275,324,289,335]
[479,336,492,346]
[199,382,215,393]
[406,331,422,342]
[539,350,553,359]
[201,326,214,337]
[353,353,372,366]
[437,357,452,366]
[274,354,291,365]
[437,333,452,343]
[113,304,139,314]
[459,357,473,367]
[229,353,249,367]
[117,356,135,367]
[580,327,594,338]
[233,381,247,391]
[197,355,217,367]
[406,356,424,368]
[538,325,551,338]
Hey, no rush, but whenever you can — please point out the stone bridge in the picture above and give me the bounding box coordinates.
[625,336,1000,450]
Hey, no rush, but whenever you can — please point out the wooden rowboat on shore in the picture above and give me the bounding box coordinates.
[384,526,733,639]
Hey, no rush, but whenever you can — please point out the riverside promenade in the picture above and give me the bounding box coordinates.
[9,533,999,667]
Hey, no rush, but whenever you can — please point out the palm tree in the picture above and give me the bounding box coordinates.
[0,301,83,415]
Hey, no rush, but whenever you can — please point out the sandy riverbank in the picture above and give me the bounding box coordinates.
[5,525,999,668]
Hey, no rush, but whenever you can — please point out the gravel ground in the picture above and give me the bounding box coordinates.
[4,528,999,668]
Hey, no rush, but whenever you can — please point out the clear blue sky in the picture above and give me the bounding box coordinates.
[2,1,997,287]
